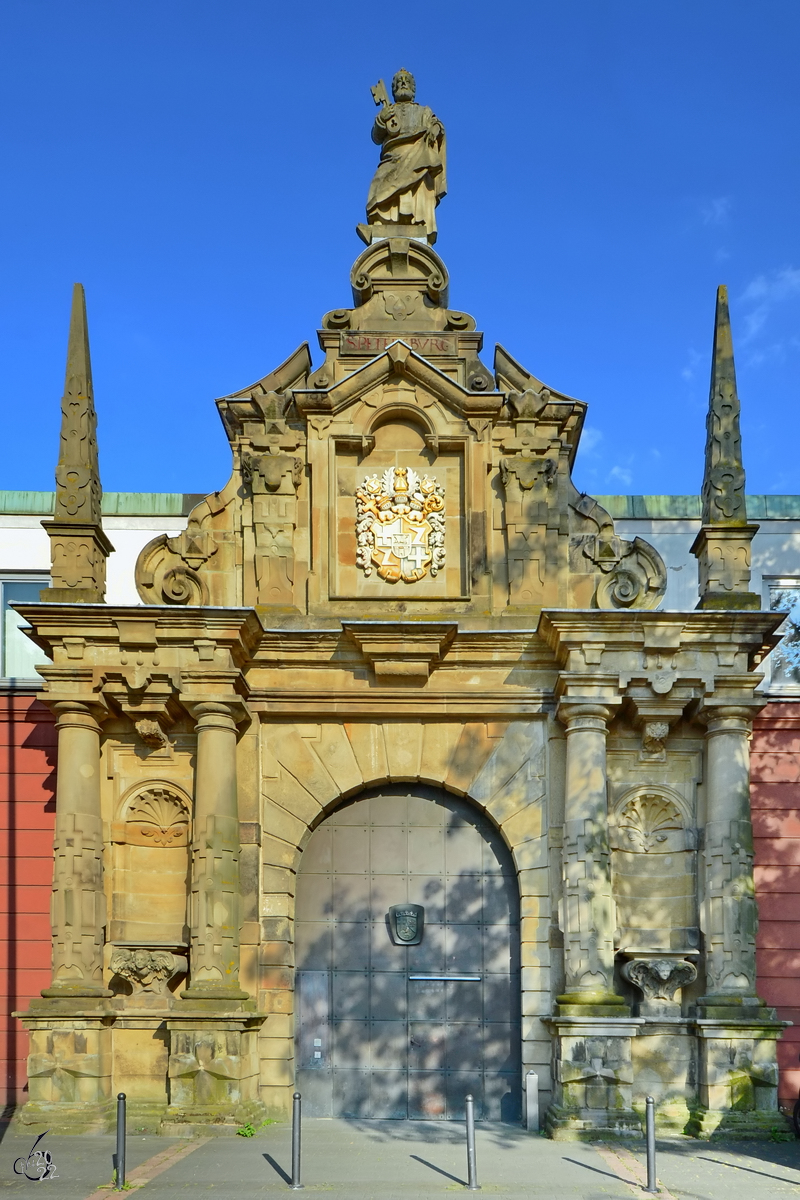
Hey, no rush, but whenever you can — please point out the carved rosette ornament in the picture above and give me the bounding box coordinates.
[355,466,445,583]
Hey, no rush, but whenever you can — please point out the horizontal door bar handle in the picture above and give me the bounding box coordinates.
[408,974,482,982]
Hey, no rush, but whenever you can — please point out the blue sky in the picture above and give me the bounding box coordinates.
[2,1,799,497]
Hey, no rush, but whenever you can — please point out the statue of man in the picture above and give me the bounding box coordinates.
[366,69,447,239]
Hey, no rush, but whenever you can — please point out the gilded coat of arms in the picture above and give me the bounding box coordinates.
[356,467,445,583]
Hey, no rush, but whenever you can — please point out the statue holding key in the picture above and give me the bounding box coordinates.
[366,69,447,240]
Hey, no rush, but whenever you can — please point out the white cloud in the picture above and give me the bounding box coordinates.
[608,465,633,487]
[739,267,800,344]
[580,426,602,454]
[702,197,731,226]
[681,347,703,382]
[741,267,800,304]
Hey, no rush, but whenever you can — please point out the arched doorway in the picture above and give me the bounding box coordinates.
[295,785,521,1120]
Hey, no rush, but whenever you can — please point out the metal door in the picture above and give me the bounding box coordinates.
[295,785,521,1120]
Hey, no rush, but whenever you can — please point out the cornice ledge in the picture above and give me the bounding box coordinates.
[342,619,457,684]
[15,604,262,655]
[538,608,783,665]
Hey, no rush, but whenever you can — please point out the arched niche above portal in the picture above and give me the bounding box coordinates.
[370,416,429,453]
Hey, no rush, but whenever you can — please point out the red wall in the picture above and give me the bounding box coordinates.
[752,702,800,1108]
[0,694,56,1109]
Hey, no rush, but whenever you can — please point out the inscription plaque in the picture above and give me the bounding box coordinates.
[340,332,458,356]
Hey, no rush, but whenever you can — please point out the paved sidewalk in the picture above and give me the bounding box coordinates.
[2,1120,800,1198]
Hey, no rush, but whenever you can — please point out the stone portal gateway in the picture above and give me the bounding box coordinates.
[295,787,521,1120]
[15,68,788,1141]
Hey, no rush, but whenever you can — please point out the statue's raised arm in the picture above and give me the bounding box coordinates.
[365,69,447,242]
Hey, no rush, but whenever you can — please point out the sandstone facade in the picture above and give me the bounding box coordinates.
[13,73,788,1139]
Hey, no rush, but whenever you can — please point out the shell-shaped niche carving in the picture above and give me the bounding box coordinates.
[616,792,684,854]
[125,786,190,847]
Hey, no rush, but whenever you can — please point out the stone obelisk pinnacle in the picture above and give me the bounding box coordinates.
[691,285,760,609]
[40,283,113,602]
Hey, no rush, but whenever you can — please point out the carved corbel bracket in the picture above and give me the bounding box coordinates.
[343,620,457,685]
[507,387,550,420]
[621,956,697,1015]
[110,947,188,1001]
[241,451,302,493]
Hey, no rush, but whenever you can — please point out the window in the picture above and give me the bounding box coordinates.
[1,577,48,681]
[766,578,800,695]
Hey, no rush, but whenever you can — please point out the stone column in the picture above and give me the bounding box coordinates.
[700,706,760,1010]
[42,701,110,997]
[182,702,248,1000]
[557,703,624,1011]
[547,701,641,1137]
[691,703,787,1137]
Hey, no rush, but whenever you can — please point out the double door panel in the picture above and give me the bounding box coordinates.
[295,787,521,1120]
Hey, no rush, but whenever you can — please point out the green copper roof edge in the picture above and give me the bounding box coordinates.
[1,491,799,519]
[0,491,205,516]
[593,495,800,520]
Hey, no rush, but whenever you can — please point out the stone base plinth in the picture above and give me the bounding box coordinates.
[161,1099,266,1137]
[356,221,433,245]
[544,1103,643,1141]
[545,1015,645,1140]
[14,1100,115,1134]
[632,1019,696,1133]
[686,1106,793,1140]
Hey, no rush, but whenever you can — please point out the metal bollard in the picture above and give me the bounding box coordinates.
[290,1091,303,1190]
[525,1070,539,1132]
[115,1092,127,1191]
[465,1093,479,1191]
[644,1095,657,1194]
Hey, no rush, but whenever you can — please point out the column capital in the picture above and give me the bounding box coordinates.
[556,701,617,732]
[697,704,757,735]
[189,700,240,732]
[50,698,109,731]
[180,669,250,727]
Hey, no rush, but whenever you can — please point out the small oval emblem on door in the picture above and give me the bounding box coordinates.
[388,903,424,945]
